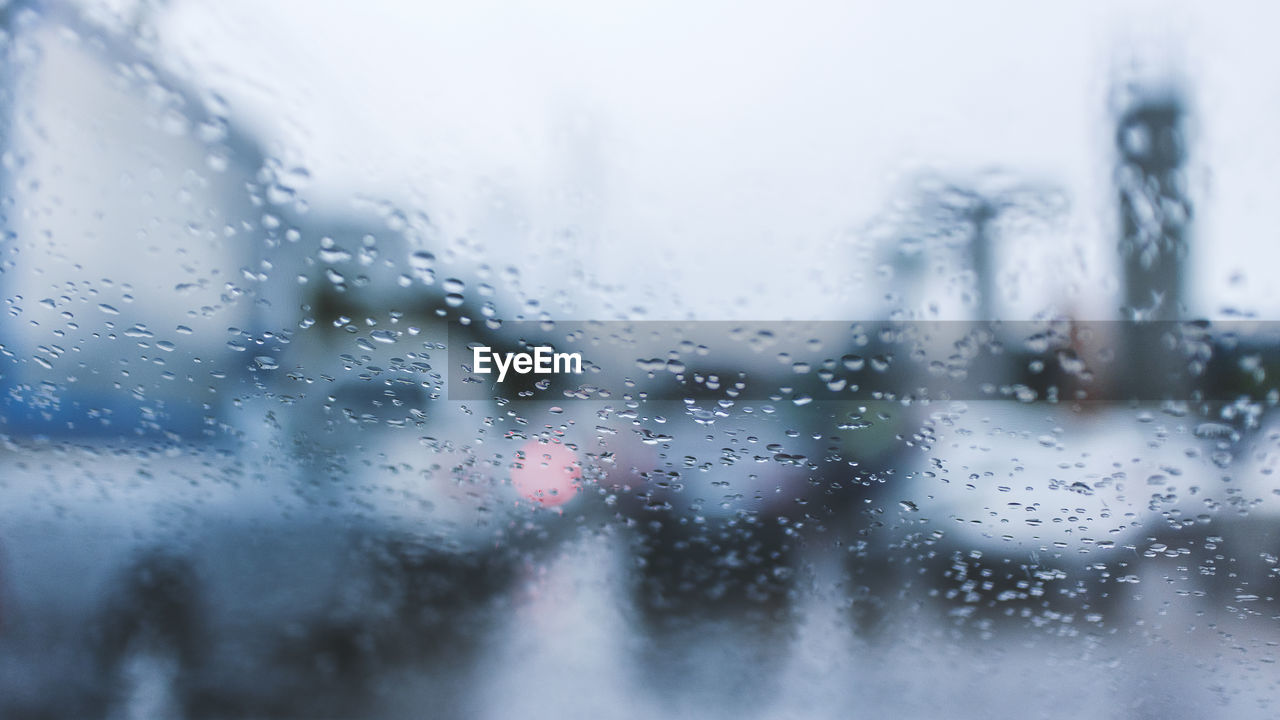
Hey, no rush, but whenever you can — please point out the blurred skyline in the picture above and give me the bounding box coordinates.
[123,0,1280,321]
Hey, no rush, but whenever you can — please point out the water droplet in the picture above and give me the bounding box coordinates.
[1193,422,1237,441]
[318,246,352,264]
[1192,422,1233,440]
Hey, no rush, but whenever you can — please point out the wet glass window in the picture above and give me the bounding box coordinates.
[1,2,1279,719]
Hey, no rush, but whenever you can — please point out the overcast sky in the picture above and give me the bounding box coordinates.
[67,0,1280,320]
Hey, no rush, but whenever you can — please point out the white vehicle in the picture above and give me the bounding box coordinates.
[883,400,1227,628]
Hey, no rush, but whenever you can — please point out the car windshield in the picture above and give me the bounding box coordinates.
[2,2,1280,719]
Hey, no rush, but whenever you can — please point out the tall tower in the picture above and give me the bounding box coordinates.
[1117,95,1190,321]
[1115,89,1192,400]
